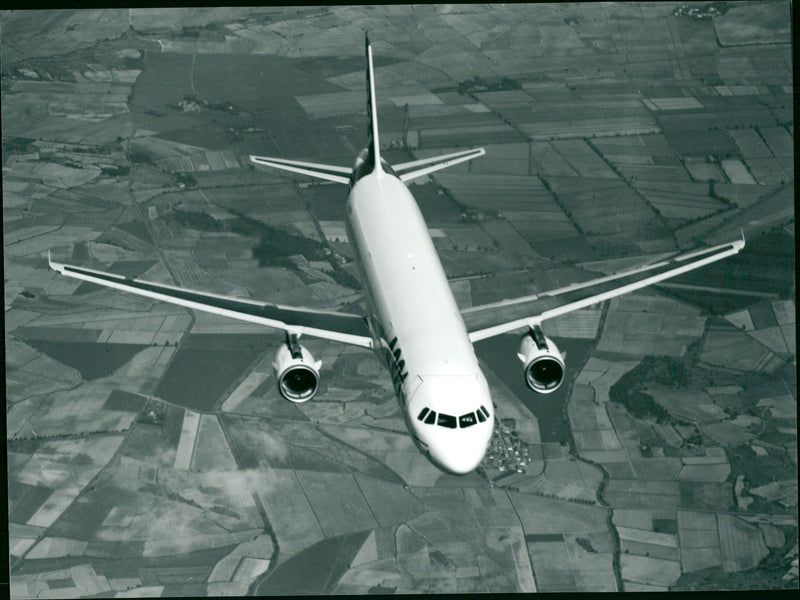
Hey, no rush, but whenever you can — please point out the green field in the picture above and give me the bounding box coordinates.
[130,52,194,113]
[295,471,377,537]
[714,1,791,46]
[120,404,184,467]
[663,130,738,157]
[194,54,344,113]
[255,530,370,596]
[154,334,267,411]
[413,183,464,224]
[8,482,52,524]
[679,482,734,512]
[353,474,425,527]
[300,184,348,221]
[191,415,237,471]
[23,340,150,381]
[46,486,116,542]
[102,390,147,412]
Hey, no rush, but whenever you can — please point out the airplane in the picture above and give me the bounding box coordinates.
[49,34,746,475]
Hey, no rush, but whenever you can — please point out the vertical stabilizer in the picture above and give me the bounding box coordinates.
[365,33,383,174]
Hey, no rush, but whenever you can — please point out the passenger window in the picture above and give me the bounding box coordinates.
[438,413,457,429]
[459,412,477,428]
[476,410,486,423]
[417,407,429,421]
[424,410,437,425]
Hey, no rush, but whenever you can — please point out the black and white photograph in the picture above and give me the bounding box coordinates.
[3,2,796,596]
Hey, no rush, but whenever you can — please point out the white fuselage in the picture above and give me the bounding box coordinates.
[345,168,494,474]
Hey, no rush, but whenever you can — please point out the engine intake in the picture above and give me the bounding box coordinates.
[273,335,322,403]
[517,325,565,394]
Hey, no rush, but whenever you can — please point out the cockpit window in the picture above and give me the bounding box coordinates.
[419,407,486,428]
[437,413,457,429]
[479,405,490,418]
[459,412,477,428]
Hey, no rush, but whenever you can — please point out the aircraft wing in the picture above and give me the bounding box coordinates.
[48,254,374,348]
[464,236,745,342]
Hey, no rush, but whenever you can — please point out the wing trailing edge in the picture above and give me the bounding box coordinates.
[48,253,374,348]
[465,236,746,342]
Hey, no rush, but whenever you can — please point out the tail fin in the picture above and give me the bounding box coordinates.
[365,33,382,174]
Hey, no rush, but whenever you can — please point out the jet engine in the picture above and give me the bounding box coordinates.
[517,325,565,394]
[273,334,322,402]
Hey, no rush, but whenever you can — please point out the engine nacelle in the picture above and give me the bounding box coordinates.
[517,325,565,394]
[273,337,322,403]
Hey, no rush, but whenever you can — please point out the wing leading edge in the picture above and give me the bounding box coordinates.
[48,254,374,348]
[464,235,746,342]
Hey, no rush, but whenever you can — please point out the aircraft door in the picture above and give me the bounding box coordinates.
[406,375,424,401]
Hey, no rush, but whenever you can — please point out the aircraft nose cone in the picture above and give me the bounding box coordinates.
[442,451,485,475]
[432,433,490,475]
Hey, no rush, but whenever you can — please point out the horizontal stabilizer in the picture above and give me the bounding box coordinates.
[250,155,352,184]
[395,147,485,182]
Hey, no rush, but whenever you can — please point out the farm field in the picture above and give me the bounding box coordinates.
[545,176,668,240]
[4,3,794,597]
[153,333,269,411]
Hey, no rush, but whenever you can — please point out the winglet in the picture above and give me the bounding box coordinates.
[48,250,66,274]
[732,227,746,251]
[365,32,382,174]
